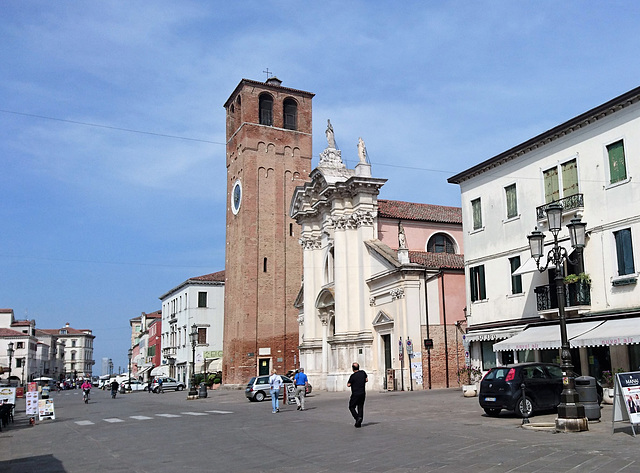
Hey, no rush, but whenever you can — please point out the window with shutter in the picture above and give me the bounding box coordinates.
[561,159,578,197]
[543,167,559,203]
[505,184,517,219]
[471,198,482,230]
[607,140,627,184]
[470,265,486,302]
[509,256,522,294]
[614,228,635,276]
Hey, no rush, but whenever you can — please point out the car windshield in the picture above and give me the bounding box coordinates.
[247,377,256,386]
[484,367,512,380]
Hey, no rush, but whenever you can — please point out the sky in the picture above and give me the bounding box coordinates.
[2,1,640,372]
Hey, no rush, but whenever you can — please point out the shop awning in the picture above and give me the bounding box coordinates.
[492,320,602,352]
[512,241,573,276]
[570,318,640,347]
[464,326,525,343]
[137,365,153,377]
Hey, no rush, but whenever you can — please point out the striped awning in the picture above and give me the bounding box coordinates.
[570,318,640,347]
[492,321,602,352]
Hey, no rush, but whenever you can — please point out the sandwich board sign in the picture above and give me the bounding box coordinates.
[38,398,56,421]
[612,371,640,436]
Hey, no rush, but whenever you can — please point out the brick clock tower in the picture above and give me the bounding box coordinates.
[222,77,314,385]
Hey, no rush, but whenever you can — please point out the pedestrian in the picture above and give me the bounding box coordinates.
[147,379,153,394]
[268,369,283,413]
[347,362,368,428]
[293,368,308,411]
[157,377,164,394]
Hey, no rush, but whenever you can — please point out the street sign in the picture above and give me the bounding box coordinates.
[424,339,433,350]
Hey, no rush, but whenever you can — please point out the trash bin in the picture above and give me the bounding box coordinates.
[198,382,207,398]
[575,376,600,421]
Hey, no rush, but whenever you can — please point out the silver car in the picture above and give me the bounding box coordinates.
[245,375,312,402]
[151,377,186,393]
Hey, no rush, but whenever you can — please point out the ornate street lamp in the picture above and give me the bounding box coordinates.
[127,348,132,391]
[7,342,14,380]
[188,324,198,397]
[527,203,588,432]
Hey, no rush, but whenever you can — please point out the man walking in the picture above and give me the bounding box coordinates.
[293,368,308,411]
[347,362,367,428]
[269,369,283,413]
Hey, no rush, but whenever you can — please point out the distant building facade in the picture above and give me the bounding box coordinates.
[159,271,225,384]
[40,323,95,379]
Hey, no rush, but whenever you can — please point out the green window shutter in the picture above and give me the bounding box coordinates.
[543,167,559,203]
[615,228,635,276]
[505,184,517,219]
[469,268,478,302]
[607,141,627,184]
[561,159,578,197]
[478,265,486,300]
[509,256,522,294]
[472,198,482,230]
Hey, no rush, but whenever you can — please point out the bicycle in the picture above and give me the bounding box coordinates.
[83,389,90,403]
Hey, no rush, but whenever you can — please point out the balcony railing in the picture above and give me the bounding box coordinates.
[162,347,176,357]
[534,281,591,312]
[536,193,584,221]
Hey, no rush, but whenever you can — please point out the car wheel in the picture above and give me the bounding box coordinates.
[254,391,266,402]
[517,397,533,418]
[483,408,501,417]
[177,385,184,391]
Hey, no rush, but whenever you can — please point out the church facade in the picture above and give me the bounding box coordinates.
[290,127,467,391]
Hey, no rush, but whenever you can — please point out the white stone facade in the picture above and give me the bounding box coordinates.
[159,272,224,385]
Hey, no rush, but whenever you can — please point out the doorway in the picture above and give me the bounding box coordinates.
[258,358,270,376]
[382,334,391,389]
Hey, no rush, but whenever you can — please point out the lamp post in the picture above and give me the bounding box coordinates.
[188,324,198,397]
[527,203,588,432]
[127,348,132,392]
[7,342,14,381]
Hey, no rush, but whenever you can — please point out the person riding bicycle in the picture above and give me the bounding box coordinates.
[81,379,92,402]
[110,380,119,398]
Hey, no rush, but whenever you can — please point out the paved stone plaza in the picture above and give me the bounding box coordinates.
[0,387,637,472]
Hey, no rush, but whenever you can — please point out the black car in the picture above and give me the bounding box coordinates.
[478,362,602,418]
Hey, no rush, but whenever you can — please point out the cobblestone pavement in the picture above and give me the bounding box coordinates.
[0,387,637,472]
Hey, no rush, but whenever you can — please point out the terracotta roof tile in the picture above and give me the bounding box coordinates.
[408,251,465,269]
[0,328,26,337]
[378,199,461,224]
[189,270,225,282]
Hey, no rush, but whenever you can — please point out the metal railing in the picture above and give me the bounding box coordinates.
[536,194,584,221]
[534,281,591,311]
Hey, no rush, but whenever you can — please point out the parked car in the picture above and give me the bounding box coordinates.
[478,362,602,418]
[245,375,312,402]
[120,380,146,391]
[151,377,185,393]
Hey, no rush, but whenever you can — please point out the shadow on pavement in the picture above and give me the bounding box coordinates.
[0,454,66,473]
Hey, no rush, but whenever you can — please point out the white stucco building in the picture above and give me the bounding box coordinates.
[159,271,225,384]
[448,85,640,379]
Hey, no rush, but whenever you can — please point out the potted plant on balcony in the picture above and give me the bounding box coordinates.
[457,366,483,397]
[563,272,591,285]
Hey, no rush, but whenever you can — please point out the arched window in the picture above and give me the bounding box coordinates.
[259,93,273,126]
[283,98,297,130]
[427,233,456,254]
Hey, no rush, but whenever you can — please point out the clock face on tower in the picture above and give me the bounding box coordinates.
[231,179,242,215]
